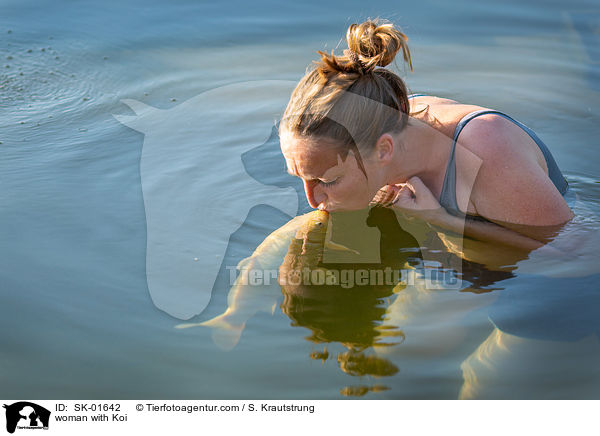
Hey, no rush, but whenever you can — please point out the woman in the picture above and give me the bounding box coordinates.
[279,19,574,254]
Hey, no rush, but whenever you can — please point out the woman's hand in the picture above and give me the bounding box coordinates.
[371,177,446,222]
[393,176,442,212]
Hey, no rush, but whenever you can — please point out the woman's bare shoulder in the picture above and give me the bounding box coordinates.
[411,96,493,134]
[411,94,486,110]
[457,119,573,225]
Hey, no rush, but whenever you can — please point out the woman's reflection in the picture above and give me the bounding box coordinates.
[279,207,420,396]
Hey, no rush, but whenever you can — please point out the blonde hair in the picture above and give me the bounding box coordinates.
[279,19,415,173]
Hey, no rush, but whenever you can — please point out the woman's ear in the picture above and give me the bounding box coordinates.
[374,133,395,165]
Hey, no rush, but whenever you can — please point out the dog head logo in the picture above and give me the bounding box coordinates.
[3,402,50,434]
[113,80,300,320]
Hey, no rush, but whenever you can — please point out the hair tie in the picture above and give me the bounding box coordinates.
[345,49,368,74]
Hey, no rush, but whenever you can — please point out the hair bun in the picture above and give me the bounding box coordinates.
[346,19,413,72]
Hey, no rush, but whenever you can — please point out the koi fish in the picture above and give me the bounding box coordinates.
[175,210,356,349]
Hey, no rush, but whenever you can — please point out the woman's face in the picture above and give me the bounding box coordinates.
[280,134,384,211]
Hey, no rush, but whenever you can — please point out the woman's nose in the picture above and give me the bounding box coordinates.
[303,179,325,209]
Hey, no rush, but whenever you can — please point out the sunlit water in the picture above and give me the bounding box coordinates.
[1,0,599,398]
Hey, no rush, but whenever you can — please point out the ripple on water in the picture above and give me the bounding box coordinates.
[0,36,118,133]
[514,171,600,279]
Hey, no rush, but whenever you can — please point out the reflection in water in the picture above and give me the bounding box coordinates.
[339,385,390,397]
[280,281,404,348]
[277,198,599,397]
[309,347,329,362]
[179,176,600,398]
[458,260,514,293]
[279,207,421,395]
[337,351,399,377]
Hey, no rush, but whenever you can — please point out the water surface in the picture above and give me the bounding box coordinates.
[1,0,599,398]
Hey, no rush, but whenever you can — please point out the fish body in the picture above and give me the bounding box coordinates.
[176,210,330,349]
[459,328,600,399]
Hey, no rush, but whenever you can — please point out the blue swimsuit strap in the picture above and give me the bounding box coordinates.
[439,109,569,217]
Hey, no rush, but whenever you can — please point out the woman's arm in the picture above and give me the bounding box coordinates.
[426,208,545,251]
[390,177,565,257]
[456,114,574,228]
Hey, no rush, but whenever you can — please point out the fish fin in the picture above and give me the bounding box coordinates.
[324,240,360,255]
[206,318,246,351]
[176,313,245,351]
[174,322,204,329]
[324,214,360,255]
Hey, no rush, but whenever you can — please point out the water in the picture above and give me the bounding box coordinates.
[1,0,599,398]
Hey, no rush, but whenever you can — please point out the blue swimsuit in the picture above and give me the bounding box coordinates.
[407,94,569,218]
